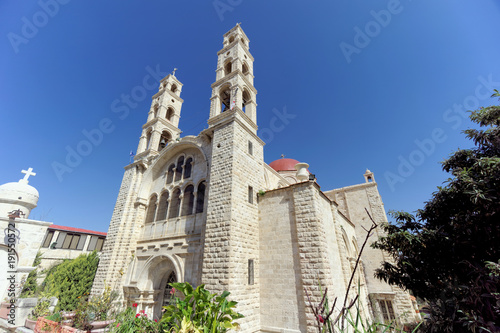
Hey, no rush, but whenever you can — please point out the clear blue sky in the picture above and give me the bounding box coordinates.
[1,1,499,232]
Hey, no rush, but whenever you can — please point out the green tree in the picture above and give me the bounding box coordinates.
[373,91,500,332]
[20,251,43,297]
[43,251,100,311]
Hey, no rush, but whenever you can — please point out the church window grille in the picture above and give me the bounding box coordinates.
[163,272,177,307]
[248,259,254,285]
[156,192,170,221]
[248,141,253,155]
[378,300,395,322]
[181,185,195,216]
[184,157,193,179]
[248,186,253,204]
[42,230,54,248]
[169,188,181,218]
[167,164,175,184]
[145,195,158,223]
[175,156,184,182]
[196,181,206,213]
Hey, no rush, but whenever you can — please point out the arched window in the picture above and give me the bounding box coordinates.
[166,164,175,184]
[168,188,181,218]
[153,104,159,118]
[229,35,235,43]
[181,185,195,216]
[242,89,251,112]
[156,191,169,221]
[162,272,177,307]
[219,85,231,112]
[171,84,178,93]
[175,156,184,182]
[196,181,206,213]
[242,63,249,75]
[224,61,232,76]
[184,157,193,179]
[146,129,153,149]
[166,108,174,122]
[145,194,158,223]
[158,131,172,151]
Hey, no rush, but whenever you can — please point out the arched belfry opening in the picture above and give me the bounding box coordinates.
[229,35,235,43]
[242,89,251,112]
[166,107,174,122]
[219,85,231,112]
[158,131,172,151]
[171,84,178,93]
[242,62,249,75]
[224,61,232,76]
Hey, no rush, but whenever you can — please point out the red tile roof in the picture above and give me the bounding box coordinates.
[269,158,300,172]
[49,224,107,236]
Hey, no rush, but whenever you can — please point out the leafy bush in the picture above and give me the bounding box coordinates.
[42,251,99,311]
[111,304,162,333]
[20,251,43,298]
[161,282,243,333]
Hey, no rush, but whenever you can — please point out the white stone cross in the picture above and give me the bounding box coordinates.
[21,167,36,183]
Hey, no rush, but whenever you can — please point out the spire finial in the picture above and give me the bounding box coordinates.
[20,167,36,184]
[172,68,178,76]
[281,154,285,159]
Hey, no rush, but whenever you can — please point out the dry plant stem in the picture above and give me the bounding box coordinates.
[304,207,379,332]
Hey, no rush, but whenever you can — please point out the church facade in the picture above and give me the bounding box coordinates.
[92,25,420,332]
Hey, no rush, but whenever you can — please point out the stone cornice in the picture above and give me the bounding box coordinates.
[211,70,258,95]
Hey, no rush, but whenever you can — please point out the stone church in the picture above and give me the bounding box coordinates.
[92,24,420,332]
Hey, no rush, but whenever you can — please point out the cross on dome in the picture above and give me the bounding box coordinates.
[20,167,36,184]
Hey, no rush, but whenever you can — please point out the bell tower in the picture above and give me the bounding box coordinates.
[202,24,265,332]
[135,71,184,160]
[209,24,257,125]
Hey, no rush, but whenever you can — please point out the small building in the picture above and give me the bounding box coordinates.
[38,224,107,271]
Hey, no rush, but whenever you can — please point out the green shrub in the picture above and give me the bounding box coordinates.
[43,251,99,311]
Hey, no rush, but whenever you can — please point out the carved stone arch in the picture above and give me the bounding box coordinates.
[183,156,194,179]
[166,107,175,122]
[195,180,206,214]
[223,58,233,76]
[341,228,352,257]
[153,104,159,118]
[156,190,170,221]
[145,193,158,223]
[146,127,153,149]
[136,142,208,203]
[169,187,182,218]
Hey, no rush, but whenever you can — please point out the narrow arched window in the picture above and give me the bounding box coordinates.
[146,129,153,149]
[145,194,158,223]
[181,185,195,216]
[242,89,251,112]
[171,84,178,93]
[166,164,175,184]
[168,188,181,218]
[220,85,231,112]
[175,156,184,182]
[166,108,174,122]
[153,105,159,118]
[242,63,249,75]
[224,61,232,76]
[163,272,177,307]
[196,181,206,213]
[156,191,169,221]
[229,35,235,43]
[184,157,193,179]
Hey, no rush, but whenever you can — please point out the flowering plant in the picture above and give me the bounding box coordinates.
[111,303,162,333]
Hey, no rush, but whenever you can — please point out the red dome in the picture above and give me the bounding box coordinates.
[269,158,300,172]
